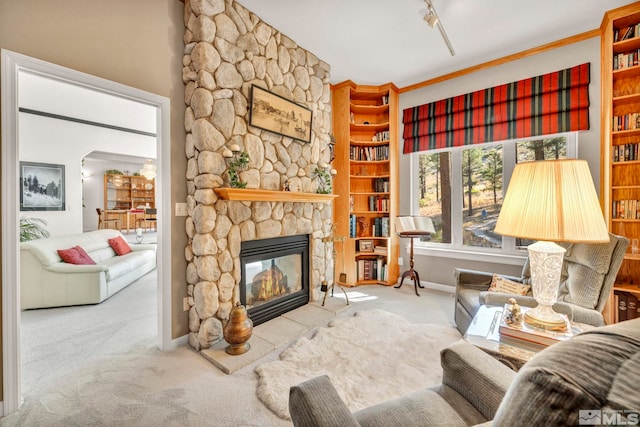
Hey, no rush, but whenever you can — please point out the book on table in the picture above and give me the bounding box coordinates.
[395,216,435,235]
[498,303,592,351]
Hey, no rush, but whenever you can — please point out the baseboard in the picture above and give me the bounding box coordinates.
[421,281,455,294]
[165,334,189,351]
[392,279,454,294]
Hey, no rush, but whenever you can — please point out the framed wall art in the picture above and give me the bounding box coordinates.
[20,161,65,211]
[359,239,374,253]
[249,84,313,143]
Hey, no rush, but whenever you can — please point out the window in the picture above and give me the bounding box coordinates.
[413,133,576,255]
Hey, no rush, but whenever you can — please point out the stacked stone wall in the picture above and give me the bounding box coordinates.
[183,0,333,350]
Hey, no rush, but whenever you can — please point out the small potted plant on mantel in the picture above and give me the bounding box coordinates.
[313,167,336,194]
[227,151,250,188]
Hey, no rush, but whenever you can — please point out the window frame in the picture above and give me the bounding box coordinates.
[407,132,578,264]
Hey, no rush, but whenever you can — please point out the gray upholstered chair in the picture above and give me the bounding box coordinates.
[454,233,628,334]
[289,318,640,426]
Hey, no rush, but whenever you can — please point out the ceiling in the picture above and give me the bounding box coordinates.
[237,0,637,88]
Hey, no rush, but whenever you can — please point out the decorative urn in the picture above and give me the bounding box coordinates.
[223,302,253,355]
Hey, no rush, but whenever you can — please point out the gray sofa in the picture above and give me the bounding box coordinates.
[454,233,628,333]
[20,229,156,309]
[289,318,640,426]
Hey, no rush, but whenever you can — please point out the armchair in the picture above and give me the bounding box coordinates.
[289,339,515,427]
[454,233,628,333]
[289,318,640,426]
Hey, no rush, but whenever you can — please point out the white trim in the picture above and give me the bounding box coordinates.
[1,49,172,415]
[413,244,527,266]
[1,48,22,416]
[167,334,189,350]
[157,101,173,351]
[408,132,579,256]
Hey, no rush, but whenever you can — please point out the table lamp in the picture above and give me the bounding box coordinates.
[494,159,609,330]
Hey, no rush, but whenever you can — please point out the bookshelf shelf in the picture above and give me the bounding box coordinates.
[350,139,390,146]
[613,35,640,53]
[351,192,391,196]
[602,3,640,324]
[350,103,389,115]
[612,185,640,189]
[613,92,640,104]
[350,122,389,132]
[350,211,390,215]
[349,174,391,179]
[349,160,389,165]
[333,81,399,286]
[612,129,640,137]
[613,160,640,165]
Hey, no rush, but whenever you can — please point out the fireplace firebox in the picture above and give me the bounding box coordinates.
[240,234,310,326]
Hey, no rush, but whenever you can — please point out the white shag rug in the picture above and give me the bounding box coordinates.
[255,309,462,420]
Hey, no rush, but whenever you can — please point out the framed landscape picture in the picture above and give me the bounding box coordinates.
[20,161,65,211]
[249,84,313,143]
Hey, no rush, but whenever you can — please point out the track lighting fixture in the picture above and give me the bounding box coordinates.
[423,9,438,28]
[423,0,455,56]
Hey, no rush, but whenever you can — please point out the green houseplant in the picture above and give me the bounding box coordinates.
[20,217,50,242]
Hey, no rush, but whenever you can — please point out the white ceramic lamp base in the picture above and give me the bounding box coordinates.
[525,240,567,331]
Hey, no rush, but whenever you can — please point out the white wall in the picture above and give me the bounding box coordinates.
[397,37,602,287]
[19,113,155,236]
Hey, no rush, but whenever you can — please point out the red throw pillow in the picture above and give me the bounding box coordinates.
[73,245,96,265]
[57,247,95,265]
[108,235,132,256]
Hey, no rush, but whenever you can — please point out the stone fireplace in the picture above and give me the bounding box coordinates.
[182,0,333,351]
[240,234,309,326]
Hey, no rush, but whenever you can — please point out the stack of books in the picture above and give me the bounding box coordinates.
[615,290,640,321]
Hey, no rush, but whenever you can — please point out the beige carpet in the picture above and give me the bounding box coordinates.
[255,309,462,420]
[6,274,456,426]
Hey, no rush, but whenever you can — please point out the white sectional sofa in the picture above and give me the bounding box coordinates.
[20,229,157,310]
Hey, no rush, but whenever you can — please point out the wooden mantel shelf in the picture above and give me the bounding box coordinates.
[214,188,337,203]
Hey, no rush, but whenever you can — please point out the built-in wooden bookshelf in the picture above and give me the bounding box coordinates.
[601,3,640,323]
[103,174,155,211]
[332,81,399,286]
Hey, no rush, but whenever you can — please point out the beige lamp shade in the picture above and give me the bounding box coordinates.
[494,159,609,244]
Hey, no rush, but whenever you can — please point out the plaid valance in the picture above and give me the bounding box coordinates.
[402,63,590,153]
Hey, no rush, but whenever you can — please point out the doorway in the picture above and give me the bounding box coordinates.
[1,49,172,415]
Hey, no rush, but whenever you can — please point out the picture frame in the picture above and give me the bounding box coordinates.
[249,84,313,143]
[20,161,65,211]
[359,239,374,253]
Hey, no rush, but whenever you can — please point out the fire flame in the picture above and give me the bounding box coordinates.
[257,263,287,301]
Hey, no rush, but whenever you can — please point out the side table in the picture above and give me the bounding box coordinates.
[464,304,593,371]
[464,305,538,371]
[394,231,430,296]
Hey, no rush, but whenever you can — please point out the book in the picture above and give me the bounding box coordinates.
[395,216,435,234]
[615,290,628,322]
[627,292,638,320]
[498,303,590,348]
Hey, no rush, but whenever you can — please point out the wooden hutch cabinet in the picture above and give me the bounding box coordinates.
[104,174,155,210]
